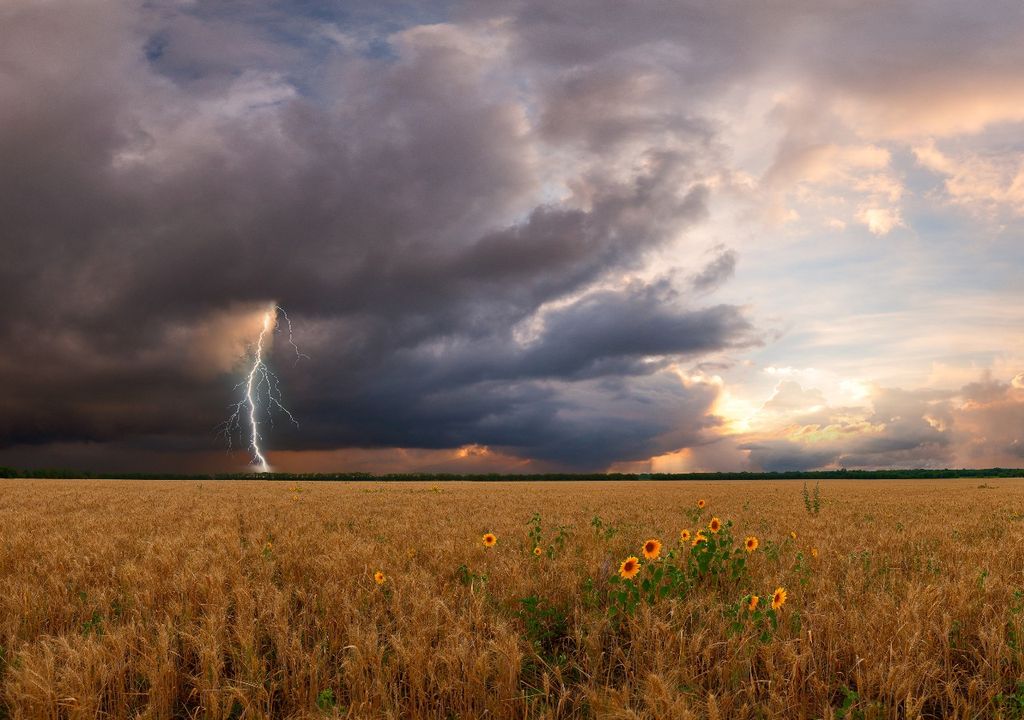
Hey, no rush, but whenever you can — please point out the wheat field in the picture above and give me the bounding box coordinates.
[2,478,1024,719]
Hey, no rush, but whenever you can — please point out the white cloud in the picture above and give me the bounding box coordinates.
[857,206,903,235]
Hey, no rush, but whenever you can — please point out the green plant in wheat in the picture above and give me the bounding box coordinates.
[792,550,815,588]
[728,587,789,643]
[605,514,759,619]
[455,563,487,589]
[683,517,756,590]
[802,479,822,515]
[591,514,618,541]
[516,594,572,664]
[1006,589,1024,656]
[527,512,572,558]
[684,499,707,525]
[606,540,682,618]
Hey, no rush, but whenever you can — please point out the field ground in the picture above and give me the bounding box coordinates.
[2,479,1024,719]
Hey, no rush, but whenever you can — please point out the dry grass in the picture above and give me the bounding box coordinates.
[2,479,1024,719]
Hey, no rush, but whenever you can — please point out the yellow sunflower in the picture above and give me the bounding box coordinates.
[744,536,758,553]
[482,532,497,547]
[697,499,706,509]
[708,517,722,533]
[811,547,819,558]
[533,546,543,557]
[747,595,759,612]
[642,538,662,560]
[374,570,386,585]
[619,556,641,580]
[790,531,797,540]
[771,586,788,610]
[679,528,691,542]
[691,531,707,547]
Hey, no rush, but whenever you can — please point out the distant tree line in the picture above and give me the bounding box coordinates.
[1,466,1023,481]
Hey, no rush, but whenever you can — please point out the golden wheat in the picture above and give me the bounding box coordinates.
[1,479,1023,719]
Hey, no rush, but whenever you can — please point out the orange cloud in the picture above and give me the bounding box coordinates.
[914,140,1024,216]
[836,83,1024,139]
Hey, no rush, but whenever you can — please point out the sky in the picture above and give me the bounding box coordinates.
[1,0,1023,474]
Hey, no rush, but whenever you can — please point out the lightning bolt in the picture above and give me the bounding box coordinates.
[219,304,307,472]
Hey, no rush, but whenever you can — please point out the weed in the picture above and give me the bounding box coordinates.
[802,479,821,515]
[455,563,487,588]
[316,688,336,712]
[517,595,572,662]
[81,610,104,637]
[835,685,860,719]
[591,515,617,541]
[528,513,572,558]
[996,682,1024,718]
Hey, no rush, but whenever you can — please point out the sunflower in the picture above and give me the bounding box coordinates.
[619,556,641,580]
[642,538,662,560]
[482,532,497,547]
[691,531,707,547]
[771,586,788,610]
[744,536,758,553]
[790,531,797,540]
[708,517,721,533]
[374,570,386,585]
[811,547,819,558]
[747,595,760,612]
[697,499,706,509]
[533,546,543,557]
[679,528,691,543]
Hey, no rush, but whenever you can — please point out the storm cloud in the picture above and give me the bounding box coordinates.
[0,0,760,471]
[3,0,1023,472]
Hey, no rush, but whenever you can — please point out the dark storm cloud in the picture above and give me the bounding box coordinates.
[289,371,725,468]
[512,289,751,380]
[259,279,756,464]
[0,0,761,470]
